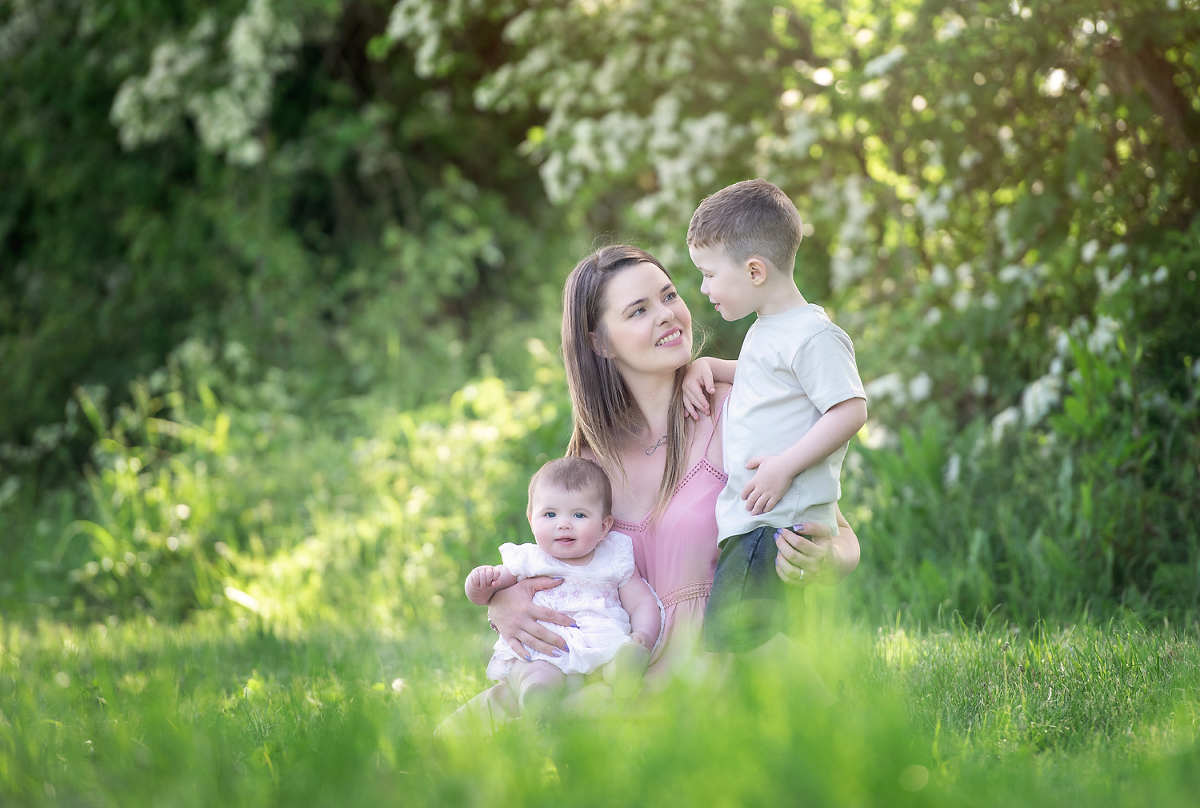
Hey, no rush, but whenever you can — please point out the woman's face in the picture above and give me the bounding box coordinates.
[595,261,693,378]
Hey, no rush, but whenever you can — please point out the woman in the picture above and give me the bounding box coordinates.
[452,246,859,724]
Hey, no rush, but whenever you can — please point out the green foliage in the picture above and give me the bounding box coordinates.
[4,0,1200,627]
[9,338,571,624]
[0,0,568,455]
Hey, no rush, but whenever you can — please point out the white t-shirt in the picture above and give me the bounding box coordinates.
[716,304,866,543]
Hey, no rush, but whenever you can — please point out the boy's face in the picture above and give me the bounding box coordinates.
[690,244,763,321]
[528,482,613,562]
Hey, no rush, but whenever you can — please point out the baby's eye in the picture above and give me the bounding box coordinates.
[573,512,587,519]
[544,511,556,518]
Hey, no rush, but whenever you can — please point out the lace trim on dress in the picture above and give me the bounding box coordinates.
[660,580,713,608]
[611,458,728,533]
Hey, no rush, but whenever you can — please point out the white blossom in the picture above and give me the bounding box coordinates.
[991,406,1020,443]
[908,372,932,402]
[865,372,907,406]
[1096,265,1131,295]
[859,79,888,101]
[1021,373,1061,424]
[110,0,298,166]
[943,453,961,487]
[936,13,967,41]
[1087,315,1121,355]
[958,145,982,170]
[1041,68,1068,97]
[998,264,1023,283]
[914,185,953,227]
[863,45,906,77]
[931,263,952,287]
[829,176,874,289]
[1080,239,1100,263]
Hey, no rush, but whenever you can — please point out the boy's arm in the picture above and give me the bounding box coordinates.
[742,397,868,516]
[617,575,661,649]
[681,357,737,418]
[465,564,519,605]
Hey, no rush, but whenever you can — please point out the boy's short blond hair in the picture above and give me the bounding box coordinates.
[527,457,613,518]
[687,179,804,273]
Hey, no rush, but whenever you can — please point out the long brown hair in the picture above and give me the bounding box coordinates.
[561,245,693,519]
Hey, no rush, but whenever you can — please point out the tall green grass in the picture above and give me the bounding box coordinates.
[3,612,1199,807]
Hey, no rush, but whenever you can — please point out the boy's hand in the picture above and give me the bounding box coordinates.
[466,565,503,604]
[741,454,796,515]
[681,358,716,419]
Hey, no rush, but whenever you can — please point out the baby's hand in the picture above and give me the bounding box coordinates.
[741,454,796,516]
[681,358,716,419]
[611,636,652,700]
[465,565,503,604]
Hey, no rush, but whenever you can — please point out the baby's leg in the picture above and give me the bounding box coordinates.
[509,659,566,715]
[606,642,651,700]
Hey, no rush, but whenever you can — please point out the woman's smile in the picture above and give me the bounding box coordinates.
[655,328,683,347]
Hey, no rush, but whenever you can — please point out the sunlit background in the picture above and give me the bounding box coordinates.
[2,0,1199,804]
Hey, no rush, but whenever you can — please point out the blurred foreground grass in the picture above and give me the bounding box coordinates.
[4,611,1199,807]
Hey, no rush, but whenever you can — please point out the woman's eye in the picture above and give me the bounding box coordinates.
[664,292,678,301]
[630,307,645,317]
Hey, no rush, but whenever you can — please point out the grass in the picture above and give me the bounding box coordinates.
[3,607,1200,807]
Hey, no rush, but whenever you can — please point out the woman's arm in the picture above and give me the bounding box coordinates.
[774,502,860,587]
[486,579,575,659]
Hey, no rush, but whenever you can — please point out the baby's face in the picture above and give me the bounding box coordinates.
[528,483,613,563]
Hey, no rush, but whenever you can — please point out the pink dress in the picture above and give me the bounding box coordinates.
[613,392,729,682]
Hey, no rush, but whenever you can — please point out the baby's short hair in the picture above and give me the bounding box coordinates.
[527,457,613,518]
[687,178,804,273]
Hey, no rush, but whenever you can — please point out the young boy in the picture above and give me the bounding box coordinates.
[687,179,868,653]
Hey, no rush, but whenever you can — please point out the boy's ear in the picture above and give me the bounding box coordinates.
[746,257,769,287]
[601,514,614,536]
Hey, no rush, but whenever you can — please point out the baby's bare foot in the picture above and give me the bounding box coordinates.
[611,642,651,700]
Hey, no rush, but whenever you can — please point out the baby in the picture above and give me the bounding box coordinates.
[466,457,661,715]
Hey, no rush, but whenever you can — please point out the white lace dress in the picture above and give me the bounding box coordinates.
[486,532,638,680]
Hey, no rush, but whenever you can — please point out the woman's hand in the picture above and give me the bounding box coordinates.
[774,509,859,587]
[487,577,576,659]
